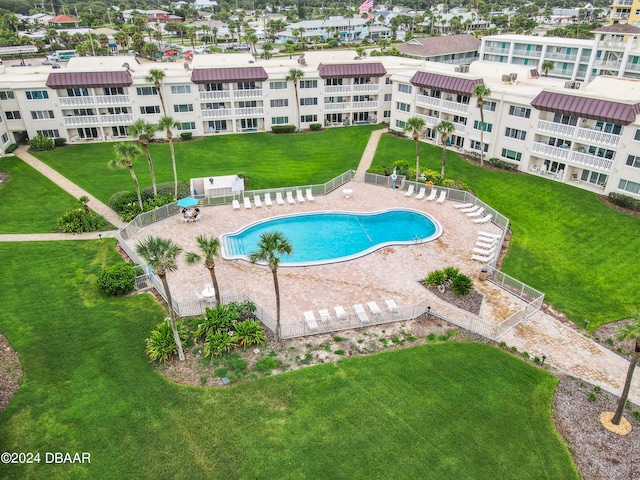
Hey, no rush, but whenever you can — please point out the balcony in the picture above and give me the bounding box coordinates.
[59,95,130,107]
[575,127,620,147]
[537,119,576,136]
[594,59,622,69]
[570,151,614,171]
[324,85,351,94]
[483,46,510,55]
[453,123,466,135]
[598,40,627,50]
[200,90,231,100]
[353,84,379,93]
[415,113,438,127]
[234,107,264,116]
[531,142,570,160]
[544,52,578,61]
[440,99,469,115]
[512,49,540,58]
[352,101,378,110]
[202,109,233,118]
[611,12,630,20]
[234,89,263,99]
[325,102,351,111]
[416,94,441,108]
[614,0,633,5]
[63,113,134,126]
[625,62,640,72]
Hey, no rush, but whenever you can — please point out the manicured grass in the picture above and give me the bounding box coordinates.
[33,126,381,204]
[372,134,640,328]
[0,157,81,233]
[0,241,577,479]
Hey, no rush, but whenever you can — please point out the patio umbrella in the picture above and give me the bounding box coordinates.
[177,197,199,208]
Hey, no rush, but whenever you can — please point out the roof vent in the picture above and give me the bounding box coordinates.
[122,62,130,71]
[564,81,580,89]
[183,62,190,70]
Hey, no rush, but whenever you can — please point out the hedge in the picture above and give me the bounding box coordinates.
[271,125,296,134]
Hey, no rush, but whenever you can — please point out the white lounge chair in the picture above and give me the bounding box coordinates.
[264,193,273,206]
[436,190,447,203]
[460,205,479,213]
[367,301,383,317]
[404,184,415,197]
[473,245,496,255]
[319,309,331,324]
[306,188,315,201]
[478,231,501,240]
[296,190,305,203]
[254,195,262,207]
[425,189,437,201]
[243,197,251,209]
[232,199,240,210]
[334,305,347,320]
[276,192,285,205]
[476,239,496,249]
[286,191,296,204]
[415,187,426,200]
[454,202,474,209]
[467,207,485,218]
[303,311,318,330]
[385,299,400,315]
[473,214,493,224]
[354,304,369,323]
[472,253,494,263]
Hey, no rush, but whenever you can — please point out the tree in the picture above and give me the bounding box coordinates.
[472,83,492,167]
[185,235,222,305]
[435,120,456,178]
[403,117,426,181]
[286,68,304,131]
[145,68,166,114]
[611,310,640,425]
[136,237,185,361]
[262,42,273,59]
[111,142,144,209]
[157,116,180,199]
[248,231,292,339]
[541,60,554,77]
[129,120,158,196]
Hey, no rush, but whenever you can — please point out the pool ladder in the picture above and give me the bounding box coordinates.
[413,234,425,244]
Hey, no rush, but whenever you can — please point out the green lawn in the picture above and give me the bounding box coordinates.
[33,126,381,204]
[0,241,577,479]
[0,157,81,233]
[372,134,640,328]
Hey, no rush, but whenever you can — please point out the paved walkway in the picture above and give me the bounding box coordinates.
[3,134,639,406]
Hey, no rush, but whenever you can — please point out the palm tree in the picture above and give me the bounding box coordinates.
[145,68,166,114]
[136,237,185,361]
[157,116,180,199]
[248,231,293,339]
[111,142,144,209]
[129,119,158,197]
[611,310,640,425]
[541,60,554,77]
[185,235,222,305]
[403,117,426,181]
[472,83,492,167]
[262,42,273,60]
[286,68,305,131]
[435,120,456,179]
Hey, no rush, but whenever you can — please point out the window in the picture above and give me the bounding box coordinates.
[208,120,228,131]
[103,87,124,95]
[107,107,128,114]
[581,169,608,185]
[30,110,55,120]
[178,122,196,130]
[300,80,317,88]
[353,77,371,85]
[137,86,158,96]
[384,93,392,101]
[111,126,128,136]
[5,111,20,120]
[171,85,191,94]
[26,90,49,100]
[0,91,15,100]
[634,129,640,141]
[78,127,99,138]
[396,102,410,112]
[72,109,94,116]
[237,100,257,108]
[301,114,318,123]
[587,146,614,159]
[204,83,224,91]
[383,110,391,118]
[140,106,161,114]
[272,116,289,125]
[173,104,194,113]
[36,129,60,138]
[353,95,370,102]
[237,81,256,90]
[240,118,258,129]
[618,178,640,194]
[505,127,526,140]
[470,140,488,152]
[385,77,392,84]
[397,84,412,94]
[300,97,318,106]
[1,133,8,143]
[595,121,622,135]
[453,115,466,125]
[270,81,287,90]
[553,113,578,126]
[482,100,496,111]
[626,155,640,168]
[203,102,227,110]
[270,99,289,108]
[508,105,531,118]
[67,88,89,97]
[473,120,492,132]
[325,78,343,86]
[395,119,406,129]
[501,148,522,161]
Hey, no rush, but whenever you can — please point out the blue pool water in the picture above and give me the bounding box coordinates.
[221,209,442,266]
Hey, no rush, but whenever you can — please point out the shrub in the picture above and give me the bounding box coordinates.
[203,330,238,358]
[309,123,322,131]
[367,165,393,176]
[424,270,446,287]
[392,160,410,176]
[632,410,640,420]
[234,319,267,348]
[57,208,108,233]
[327,38,338,48]
[334,350,345,355]
[109,191,143,212]
[609,192,640,211]
[29,135,54,151]
[5,143,18,154]
[254,356,282,372]
[145,320,188,363]
[53,137,66,147]
[271,125,296,134]
[450,274,473,296]
[441,179,471,192]
[427,333,436,341]
[488,157,519,172]
[587,392,597,402]
[180,132,192,140]
[97,263,136,296]
[195,304,237,340]
[442,267,460,282]
[142,181,190,200]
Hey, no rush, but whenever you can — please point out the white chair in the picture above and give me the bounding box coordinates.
[476,239,496,249]
[303,311,318,330]
[319,309,331,324]
[367,301,383,317]
[425,189,437,201]
[195,288,205,301]
[296,190,305,203]
[473,214,493,224]
[467,207,485,218]
[243,197,252,209]
[232,199,240,210]
[478,231,501,240]
[454,202,474,209]
[276,192,285,205]
[254,195,262,207]
[472,253,494,263]
[385,299,400,315]
[404,184,415,197]
[473,245,496,255]
[460,205,479,213]
[334,305,347,320]
[286,191,296,204]
[306,188,315,201]
[264,193,273,206]
[436,190,447,204]
[415,187,426,200]
[354,304,369,323]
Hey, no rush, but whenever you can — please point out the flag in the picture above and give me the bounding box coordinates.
[359,0,374,14]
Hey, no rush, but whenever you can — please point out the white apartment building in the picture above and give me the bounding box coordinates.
[1,52,640,200]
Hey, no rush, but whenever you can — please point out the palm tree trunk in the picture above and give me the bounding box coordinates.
[128,163,144,209]
[294,83,300,132]
[414,134,420,181]
[156,84,166,115]
[441,138,447,178]
[479,107,485,167]
[208,266,221,305]
[169,137,177,199]
[160,274,184,361]
[142,144,157,196]
[271,268,281,339]
[612,350,640,424]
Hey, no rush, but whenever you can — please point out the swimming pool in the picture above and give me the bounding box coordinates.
[220,209,442,266]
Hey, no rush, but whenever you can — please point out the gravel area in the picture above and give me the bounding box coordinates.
[0,334,22,412]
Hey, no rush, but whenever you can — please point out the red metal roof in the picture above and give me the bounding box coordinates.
[318,62,387,78]
[191,67,268,83]
[46,71,132,89]
[49,14,79,23]
[410,71,483,95]
[531,91,640,125]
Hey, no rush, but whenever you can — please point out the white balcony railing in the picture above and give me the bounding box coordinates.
[416,94,441,108]
[234,89,263,99]
[483,46,510,55]
[570,151,614,171]
[575,127,621,147]
[199,90,231,100]
[101,114,134,124]
[598,40,627,50]
[614,0,633,6]
[324,85,352,94]
[415,113,438,127]
[454,123,466,135]
[544,52,578,61]
[58,95,130,107]
[352,101,378,110]
[63,115,100,126]
[440,99,469,114]
[531,142,570,160]
[202,109,233,118]
[594,59,622,69]
[325,102,351,111]
[63,113,134,126]
[537,119,576,136]
[353,84,379,93]
[234,107,264,116]
[512,49,539,58]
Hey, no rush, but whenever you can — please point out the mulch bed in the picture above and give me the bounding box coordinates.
[0,172,10,188]
[0,334,22,412]
[420,283,483,315]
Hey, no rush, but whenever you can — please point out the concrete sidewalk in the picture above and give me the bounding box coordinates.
[353,127,388,180]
